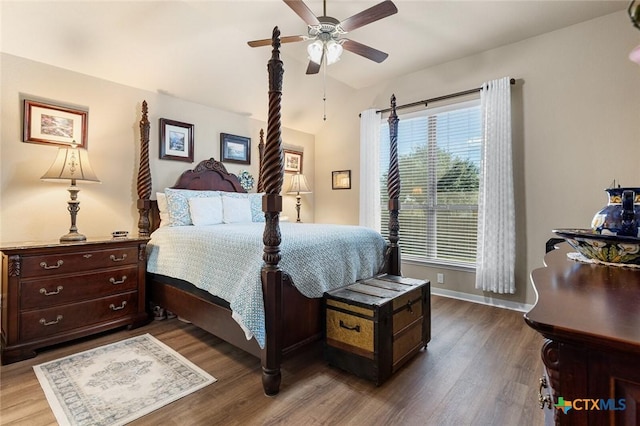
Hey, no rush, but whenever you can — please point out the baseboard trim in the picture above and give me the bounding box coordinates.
[430,287,534,313]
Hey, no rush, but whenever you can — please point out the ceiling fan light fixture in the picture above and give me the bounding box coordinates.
[630,0,640,65]
[307,40,323,64]
[630,44,640,65]
[326,40,343,65]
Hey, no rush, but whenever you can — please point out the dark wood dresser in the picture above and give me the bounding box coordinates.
[1,237,149,364]
[324,274,430,385]
[525,242,640,425]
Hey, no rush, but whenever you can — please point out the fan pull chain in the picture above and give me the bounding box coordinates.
[323,53,327,121]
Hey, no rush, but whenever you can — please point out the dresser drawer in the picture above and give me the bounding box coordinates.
[21,246,139,278]
[19,292,138,341]
[20,265,139,310]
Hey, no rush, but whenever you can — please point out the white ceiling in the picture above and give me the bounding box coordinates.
[1,1,628,134]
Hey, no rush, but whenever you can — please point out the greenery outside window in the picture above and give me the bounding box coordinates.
[379,99,481,268]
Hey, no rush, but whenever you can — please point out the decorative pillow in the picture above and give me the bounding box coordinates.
[223,192,265,222]
[188,196,223,226]
[164,188,221,226]
[221,195,253,224]
[249,193,265,223]
[156,192,170,227]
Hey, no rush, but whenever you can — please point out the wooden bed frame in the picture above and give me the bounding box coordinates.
[135,28,402,396]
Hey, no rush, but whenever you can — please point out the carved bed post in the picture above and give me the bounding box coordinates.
[387,95,401,276]
[137,100,152,237]
[260,27,285,396]
[257,128,265,193]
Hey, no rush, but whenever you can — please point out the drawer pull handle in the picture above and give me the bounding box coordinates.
[110,301,127,311]
[110,254,127,262]
[538,376,552,409]
[40,260,63,270]
[339,320,360,333]
[83,254,93,259]
[406,300,414,314]
[109,276,127,285]
[39,315,63,326]
[40,286,63,296]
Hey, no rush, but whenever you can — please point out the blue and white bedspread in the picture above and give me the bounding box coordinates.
[146,222,387,348]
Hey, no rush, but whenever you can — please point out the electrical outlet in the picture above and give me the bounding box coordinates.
[437,273,444,284]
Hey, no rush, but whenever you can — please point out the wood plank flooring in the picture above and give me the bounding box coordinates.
[0,295,544,425]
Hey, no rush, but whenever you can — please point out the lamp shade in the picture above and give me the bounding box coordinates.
[325,40,343,65]
[307,40,323,65]
[287,173,312,194]
[41,144,100,183]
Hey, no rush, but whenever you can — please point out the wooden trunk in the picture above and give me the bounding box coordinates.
[324,274,430,385]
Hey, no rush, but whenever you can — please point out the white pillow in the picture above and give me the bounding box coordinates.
[222,196,252,224]
[223,192,265,222]
[189,196,223,226]
[156,192,170,227]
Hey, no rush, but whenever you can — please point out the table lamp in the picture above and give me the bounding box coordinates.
[41,143,100,242]
[286,173,311,223]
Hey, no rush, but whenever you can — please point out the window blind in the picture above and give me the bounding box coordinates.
[379,100,481,267]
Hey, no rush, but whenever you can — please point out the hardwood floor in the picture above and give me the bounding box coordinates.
[0,295,544,425]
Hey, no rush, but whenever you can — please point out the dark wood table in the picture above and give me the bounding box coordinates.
[525,242,640,425]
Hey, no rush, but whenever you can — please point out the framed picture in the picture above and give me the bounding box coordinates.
[332,170,351,190]
[159,118,194,162]
[284,149,303,174]
[23,99,88,148]
[220,133,251,165]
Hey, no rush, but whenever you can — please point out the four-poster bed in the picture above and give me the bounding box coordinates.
[135,28,404,395]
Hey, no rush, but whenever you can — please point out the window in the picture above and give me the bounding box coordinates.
[379,99,481,268]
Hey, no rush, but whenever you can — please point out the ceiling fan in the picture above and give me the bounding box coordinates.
[248,0,398,75]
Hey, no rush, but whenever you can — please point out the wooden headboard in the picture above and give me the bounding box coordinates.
[172,158,247,192]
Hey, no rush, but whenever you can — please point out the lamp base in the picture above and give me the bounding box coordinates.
[295,195,302,223]
[60,231,87,242]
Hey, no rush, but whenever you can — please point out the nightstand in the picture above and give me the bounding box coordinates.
[1,236,150,364]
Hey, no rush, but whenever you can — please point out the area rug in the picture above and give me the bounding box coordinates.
[33,333,216,426]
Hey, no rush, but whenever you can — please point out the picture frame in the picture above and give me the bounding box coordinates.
[284,149,303,174]
[332,170,351,190]
[220,133,251,165]
[159,118,194,162]
[23,99,88,148]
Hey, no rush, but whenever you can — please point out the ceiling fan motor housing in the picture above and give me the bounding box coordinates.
[309,16,344,41]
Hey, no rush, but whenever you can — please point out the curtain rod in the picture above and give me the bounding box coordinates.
[375,78,516,115]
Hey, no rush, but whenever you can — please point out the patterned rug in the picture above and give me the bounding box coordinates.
[33,333,216,426]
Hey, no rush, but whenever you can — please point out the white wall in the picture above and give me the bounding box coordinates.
[0,53,315,243]
[314,11,640,307]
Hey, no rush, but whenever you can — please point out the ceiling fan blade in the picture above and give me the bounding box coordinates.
[248,35,306,48]
[306,60,321,75]
[306,49,324,74]
[342,39,389,63]
[339,0,398,33]
[283,0,320,26]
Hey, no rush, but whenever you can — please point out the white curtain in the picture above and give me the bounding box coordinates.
[359,109,381,231]
[475,77,515,294]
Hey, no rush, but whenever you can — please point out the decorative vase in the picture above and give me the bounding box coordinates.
[591,187,640,237]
